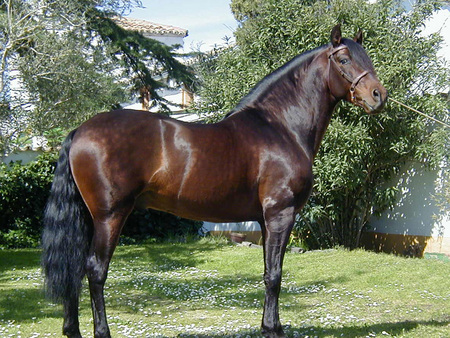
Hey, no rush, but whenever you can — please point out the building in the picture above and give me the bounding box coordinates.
[114,16,188,47]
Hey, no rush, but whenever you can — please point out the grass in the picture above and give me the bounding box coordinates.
[0,239,449,337]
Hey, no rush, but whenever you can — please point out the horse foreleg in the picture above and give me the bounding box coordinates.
[260,207,294,338]
[86,210,130,338]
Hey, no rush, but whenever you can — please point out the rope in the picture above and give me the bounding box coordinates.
[388,97,450,129]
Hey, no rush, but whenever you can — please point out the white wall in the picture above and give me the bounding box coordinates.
[368,162,450,239]
[202,221,261,233]
[2,149,42,165]
[144,34,185,48]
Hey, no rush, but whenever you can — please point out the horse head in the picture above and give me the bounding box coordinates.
[327,24,387,114]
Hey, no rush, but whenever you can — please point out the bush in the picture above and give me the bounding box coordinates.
[0,152,57,248]
[0,152,203,248]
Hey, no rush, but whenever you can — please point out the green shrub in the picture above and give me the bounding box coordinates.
[0,152,57,248]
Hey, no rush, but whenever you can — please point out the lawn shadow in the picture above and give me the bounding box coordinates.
[106,263,352,314]
[0,249,40,273]
[0,287,62,322]
[0,249,63,323]
[285,319,450,337]
[169,319,450,337]
[113,241,228,272]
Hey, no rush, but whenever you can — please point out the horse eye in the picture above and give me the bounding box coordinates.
[340,58,350,65]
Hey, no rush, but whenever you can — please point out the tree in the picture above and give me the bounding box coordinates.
[0,0,193,155]
[230,0,264,22]
[195,0,450,248]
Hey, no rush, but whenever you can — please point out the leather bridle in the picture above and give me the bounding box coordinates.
[328,45,370,103]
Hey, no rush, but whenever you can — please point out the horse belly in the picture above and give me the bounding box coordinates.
[136,174,261,222]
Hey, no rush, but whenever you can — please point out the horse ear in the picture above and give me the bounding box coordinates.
[354,30,363,44]
[331,24,342,47]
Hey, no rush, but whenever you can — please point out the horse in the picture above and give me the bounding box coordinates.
[42,24,387,338]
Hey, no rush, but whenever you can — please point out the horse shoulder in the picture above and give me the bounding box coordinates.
[257,143,313,214]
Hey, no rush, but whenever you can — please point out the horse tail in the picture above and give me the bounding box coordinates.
[42,129,91,303]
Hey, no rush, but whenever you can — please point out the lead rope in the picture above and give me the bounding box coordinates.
[388,97,450,129]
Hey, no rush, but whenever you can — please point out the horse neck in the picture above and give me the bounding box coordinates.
[255,51,338,159]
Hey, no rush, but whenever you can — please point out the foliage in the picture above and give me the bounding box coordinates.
[0,152,57,248]
[230,0,264,22]
[195,0,450,248]
[1,245,449,336]
[0,0,194,155]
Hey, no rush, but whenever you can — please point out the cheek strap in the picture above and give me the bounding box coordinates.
[349,70,369,102]
[328,45,370,102]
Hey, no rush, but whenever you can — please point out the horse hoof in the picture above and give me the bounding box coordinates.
[93,328,111,338]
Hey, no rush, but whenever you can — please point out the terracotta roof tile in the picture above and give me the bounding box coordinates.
[114,16,188,37]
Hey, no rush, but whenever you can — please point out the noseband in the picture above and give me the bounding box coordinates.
[328,45,370,103]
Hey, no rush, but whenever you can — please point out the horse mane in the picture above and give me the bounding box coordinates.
[224,38,373,119]
[224,44,327,118]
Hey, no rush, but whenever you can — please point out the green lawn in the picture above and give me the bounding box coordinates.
[0,239,449,337]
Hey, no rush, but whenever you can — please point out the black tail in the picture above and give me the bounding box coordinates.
[42,129,91,303]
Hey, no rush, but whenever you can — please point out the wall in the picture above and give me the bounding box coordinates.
[2,149,42,165]
[202,221,262,244]
[361,163,450,257]
[144,34,185,48]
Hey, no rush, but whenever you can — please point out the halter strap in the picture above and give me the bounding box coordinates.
[328,45,370,103]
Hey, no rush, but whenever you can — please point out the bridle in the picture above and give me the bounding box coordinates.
[328,44,370,103]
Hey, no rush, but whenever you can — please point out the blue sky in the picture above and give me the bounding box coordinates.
[127,0,238,51]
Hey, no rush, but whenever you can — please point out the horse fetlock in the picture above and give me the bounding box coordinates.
[62,326,82,338]
[261,324,285,338]
[94,325,111,338]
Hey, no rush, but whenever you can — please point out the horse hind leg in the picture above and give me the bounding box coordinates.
[63,298,82,338]
[86,206,133,338]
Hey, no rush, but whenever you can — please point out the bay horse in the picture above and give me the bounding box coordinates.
[42,25,387,338]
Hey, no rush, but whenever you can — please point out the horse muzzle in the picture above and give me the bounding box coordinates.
[357,85,388,114]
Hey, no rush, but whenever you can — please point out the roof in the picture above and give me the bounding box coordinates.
[114,16,188,37]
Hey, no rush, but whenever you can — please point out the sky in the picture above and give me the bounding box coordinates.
[127,0,238,52]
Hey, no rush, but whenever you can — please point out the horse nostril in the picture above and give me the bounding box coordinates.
[373,89,381,101]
